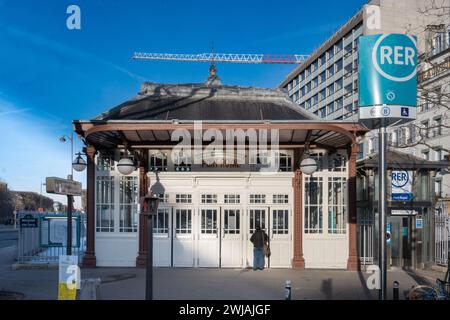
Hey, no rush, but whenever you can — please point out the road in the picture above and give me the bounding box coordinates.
[0,227,18,248]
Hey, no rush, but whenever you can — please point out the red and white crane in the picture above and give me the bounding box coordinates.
[132,52,308,64]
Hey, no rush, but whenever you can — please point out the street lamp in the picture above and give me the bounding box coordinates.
[142,178,165,300]
[299,148,317,175]
[118,145,136,175]
[72,152,87,172]
[59,133,74,179]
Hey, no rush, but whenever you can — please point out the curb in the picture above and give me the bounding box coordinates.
[11,263,58,270]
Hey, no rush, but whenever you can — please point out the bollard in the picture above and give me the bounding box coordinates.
[393,281,399,300]
[77,278,101,300]
[285,280,292,300]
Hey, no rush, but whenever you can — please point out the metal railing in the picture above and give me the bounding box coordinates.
[435,203,449,266]
[358,210,375,265]
[17,211,86,264]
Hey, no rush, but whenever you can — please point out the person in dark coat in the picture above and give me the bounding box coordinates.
[250,224,269,270]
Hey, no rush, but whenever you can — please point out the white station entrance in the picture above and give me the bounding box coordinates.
[152,172,293,268]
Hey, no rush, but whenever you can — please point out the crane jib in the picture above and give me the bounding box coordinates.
[132,52,308,64]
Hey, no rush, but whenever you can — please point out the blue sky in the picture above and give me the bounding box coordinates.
[0,0,367,207]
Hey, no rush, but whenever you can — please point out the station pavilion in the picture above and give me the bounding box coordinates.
[73,72,367,269]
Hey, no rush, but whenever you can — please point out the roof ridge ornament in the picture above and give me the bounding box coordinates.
[205,59,222,87]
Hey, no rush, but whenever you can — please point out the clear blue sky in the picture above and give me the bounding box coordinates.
[0,0,367,206]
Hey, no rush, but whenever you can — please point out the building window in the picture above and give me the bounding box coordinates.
[279,153,293,172]
[421,120,430,138]
[119,176,138,232]
[435,179,443,197]
[250,194,266,204]
[174,150,192,172]
[335,59,343,73]
[176,194,192,203]
[312,77,318,89]
[327,84,335,96]
[201,209,217,234]
[272,209,289,235]
[96,176,115,232]
[175,209,192,234]
[158,194,169,203]
[409,124,416,143]
[344,83,353,97]
[335,77,343,90]
[153,208,169,235]
[305,177,323,234]
[224,194,240,204]
[149,151,168,172]
[319,107,327,118]
[319,71,326,84]
[319,54,326,66]
[345,42,353,55]
[328,153,347,172]
[224,209,240,234]
[97,154,114,172]
[328,47,334,60]
[327,103,335,115]
[273,194,289,204]
[328,177,347,234]
[336,97,343,110]
[327,65,334,78]
[201,194,218,204]
[436,148,444,161]
[249,209,266,233]
[434,117,443,136]
[319,89,326,101]
[335,39,343,53]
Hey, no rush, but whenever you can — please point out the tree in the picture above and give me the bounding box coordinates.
[388,0,450,155]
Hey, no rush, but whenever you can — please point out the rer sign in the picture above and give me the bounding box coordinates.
[391,170,413,201]
[359,34,418,124]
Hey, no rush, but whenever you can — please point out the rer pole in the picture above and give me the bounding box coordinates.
[378,118,388,300]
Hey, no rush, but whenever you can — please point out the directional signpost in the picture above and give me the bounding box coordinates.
[46,177,82,301]
[359,34,418,300]
[46,177,82,256]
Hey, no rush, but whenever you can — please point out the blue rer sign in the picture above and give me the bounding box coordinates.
[359,34,417,122]
[391,170,413,201]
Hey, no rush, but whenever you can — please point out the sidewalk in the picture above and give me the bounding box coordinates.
[1,243,447,300]
[2,263,445,300]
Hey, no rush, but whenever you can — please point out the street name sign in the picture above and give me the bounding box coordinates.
[20,214,38,228]
[46,177,82,196]
[359,34,418,127]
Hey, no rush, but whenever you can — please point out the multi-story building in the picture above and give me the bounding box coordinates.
[280,0,440,122]
[281,0,450,268]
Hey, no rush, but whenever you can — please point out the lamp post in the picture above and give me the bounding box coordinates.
[59,133,74,180]
[142,178,165,300]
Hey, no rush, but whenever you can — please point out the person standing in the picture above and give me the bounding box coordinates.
[250,224,269,270]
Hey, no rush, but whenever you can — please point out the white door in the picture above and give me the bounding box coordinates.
[173,208,194,267]
[153,207,171,266]
[303,176,348,269]
[246,208,268,268]
[269,207,291,267]
[221,208,243,268]
[197,208,219,267]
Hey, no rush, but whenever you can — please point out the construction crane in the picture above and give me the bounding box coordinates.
[132,52,309,64]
